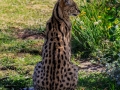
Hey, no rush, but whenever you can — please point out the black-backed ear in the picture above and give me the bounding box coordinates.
[64,0,71,5]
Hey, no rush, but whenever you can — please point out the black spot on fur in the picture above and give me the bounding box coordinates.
[37,75,39,77]
[43,66,45,70]
[72,83,75,86]
[56,33,58,36]
[38,66,41,68]
[46,81,49,85]
[41,77,43,79]
[36,68,38,71]
[61,55,63,60]
[43,53,45,59]
[50,67,52,74]
[58,42,61,46]
[58,49,60,53]
[56,71,59,74]
[61,75,63,79]
[56,37,59,41]
[66,83,69,85]
[63,51,66,55]
[58,59,61,63]
[47,70,49,74]
[37,80,39,83]
[57,64,60,69]
[45,59,47,64]
[45,50,48,53]
[64,61,66,66]
[49,43,51,49]
[69,72,73,75]
[45,45,47,49]
[47,66,49,69]
[38,71,40,73]
[65,56,67,60]
[50,38,53,41]
[49,53,51,57]
[57,54,60,59]
[46,54,48,57]
[56,76,59,81]
[42,81,44,85]
[62,80,65,82]
[55,83,58,89]
[64,69,66,72]
[68,68,71,71]
[46,78,48,81]
[49,59,51,64]
[60,84,63,87]
[43,73,45,76]
[64,47,66,50]
[67,77,70,81]
[51,33,53,36]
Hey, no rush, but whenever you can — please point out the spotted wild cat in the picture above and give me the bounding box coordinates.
[33,0,80,90]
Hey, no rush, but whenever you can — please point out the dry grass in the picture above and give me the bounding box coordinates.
[0,0,56,29]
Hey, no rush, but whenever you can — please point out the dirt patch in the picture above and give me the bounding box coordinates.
[79,60,105,72]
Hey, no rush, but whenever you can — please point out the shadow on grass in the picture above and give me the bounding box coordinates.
[0,76,32,90]
[8,26,45,40]
[77,73,120,90]
[1,73,120,90]
[16,28,45,40]
[1,26,45,55]
[19,49,42,55]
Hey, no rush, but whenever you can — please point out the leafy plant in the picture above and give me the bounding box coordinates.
[72,0,120,85]
[72,0,107,58]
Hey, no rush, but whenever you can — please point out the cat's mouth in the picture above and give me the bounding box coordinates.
[72,14,78,16]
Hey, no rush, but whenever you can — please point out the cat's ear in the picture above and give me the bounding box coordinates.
[59,0,71,7]
[64,0,72,5]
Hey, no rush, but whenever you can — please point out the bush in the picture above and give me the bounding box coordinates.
[72,0,120,84]
[72,0,108,57]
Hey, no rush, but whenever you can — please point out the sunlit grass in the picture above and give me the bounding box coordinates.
[0,0,56,29]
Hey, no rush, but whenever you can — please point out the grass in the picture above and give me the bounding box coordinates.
[77,72,120,90]
[0,0,120,90]
[0,0,56,29]
[0,0,50,89]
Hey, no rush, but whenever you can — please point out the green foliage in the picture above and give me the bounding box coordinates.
[72,0,106,57]
[77,72,120,90]
[72,0,120,85]
[72,0,120,57]
[0,75,32,90]
[101,42,120,85]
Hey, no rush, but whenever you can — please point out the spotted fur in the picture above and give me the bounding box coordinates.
[33,0,80,90]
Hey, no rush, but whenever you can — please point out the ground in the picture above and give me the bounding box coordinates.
[0,0,120,90]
